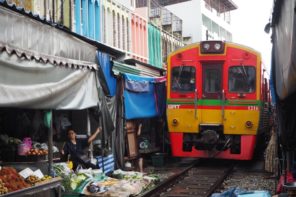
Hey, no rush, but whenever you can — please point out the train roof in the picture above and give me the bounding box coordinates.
[168,41,261,59]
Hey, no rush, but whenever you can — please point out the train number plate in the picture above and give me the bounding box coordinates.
[248,106,258,110]
[168,105,180,109]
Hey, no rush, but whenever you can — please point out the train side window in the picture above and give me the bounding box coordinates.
[171,66,196,92]
[228,66,256,93]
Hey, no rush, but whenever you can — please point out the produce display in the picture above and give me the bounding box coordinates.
[25,175,40,185]
[25,174,53,185]
[0,167,30,192]
[0,179,8,195]
[26,148,48,156]
[52,163,160,197]
[40,175,52,182]
[0,135,22,145]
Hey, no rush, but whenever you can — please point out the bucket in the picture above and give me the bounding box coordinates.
[23,137,32,149]
[18,137,32,156]
[18,143,30,156]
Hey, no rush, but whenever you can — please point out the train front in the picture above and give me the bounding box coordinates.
[167,41,264,160]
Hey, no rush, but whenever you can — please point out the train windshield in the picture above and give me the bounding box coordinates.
[171,66,196,92]
[228,66,256,93]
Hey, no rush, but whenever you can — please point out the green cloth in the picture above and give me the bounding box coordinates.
[44,110,52,128]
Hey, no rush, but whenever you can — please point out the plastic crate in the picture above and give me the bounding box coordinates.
[95,154,114,174]
[62,193,81,197]
[151,153,166,167]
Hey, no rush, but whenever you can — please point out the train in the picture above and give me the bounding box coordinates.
[166,40,271,160]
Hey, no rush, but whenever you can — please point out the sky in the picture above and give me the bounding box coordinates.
[231,0,273,77]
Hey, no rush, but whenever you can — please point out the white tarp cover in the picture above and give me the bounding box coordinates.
[272,0,296,100]
[0,52,99,109]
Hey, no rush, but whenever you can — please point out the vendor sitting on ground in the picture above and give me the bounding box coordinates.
[61,127,101,170]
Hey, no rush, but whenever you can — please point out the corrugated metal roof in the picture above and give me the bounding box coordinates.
[113,61,141,76]
[113,60,165,77]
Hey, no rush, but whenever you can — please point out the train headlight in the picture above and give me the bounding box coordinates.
[200,41,225,54]
[203,43,210,50]
[172,119,178,126]
[214,43,221,50]
[245,121,253,128]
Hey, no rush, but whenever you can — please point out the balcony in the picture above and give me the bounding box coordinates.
[172,15,182,32]
[204,0,238,13]
[161,8,172,25]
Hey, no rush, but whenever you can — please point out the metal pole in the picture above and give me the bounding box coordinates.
[87,109,93,160]
[52,0,55,23]
[61,0,64,25]
[48,110,53,176]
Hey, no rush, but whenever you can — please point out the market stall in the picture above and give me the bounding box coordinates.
[0,4,106,196]
[0,46,106,195]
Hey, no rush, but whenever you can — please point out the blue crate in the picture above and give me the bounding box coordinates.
[95,154,114,174]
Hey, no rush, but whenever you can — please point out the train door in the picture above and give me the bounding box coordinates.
[202,63,223,99]
[200,63,224,124]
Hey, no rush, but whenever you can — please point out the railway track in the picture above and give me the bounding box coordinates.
[141,159,233,197]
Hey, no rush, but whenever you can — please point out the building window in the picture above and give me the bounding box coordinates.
[122,16,125,51]
[126,18,130,51]
[95,0,100,41]
[113,10,116,47]
[107,8,112,45]
[117,13,121,49]
[102,6,106,43]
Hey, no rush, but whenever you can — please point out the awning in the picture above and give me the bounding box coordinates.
[0,52,99,109]
[112,61,163,77]
[0,5,98,67]
[0,1,125,59]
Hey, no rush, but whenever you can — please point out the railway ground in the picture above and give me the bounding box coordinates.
[137,155,277,196]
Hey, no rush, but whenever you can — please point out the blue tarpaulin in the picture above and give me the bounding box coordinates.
[123,74,157,119]
[269,47,277,105]
[211,188,271,197]
[97,51,117,96]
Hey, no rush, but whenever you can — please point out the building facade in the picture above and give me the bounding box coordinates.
[136,0,184,68]
[6,0,73,29]
[7,0,185,69]
[100,0,131,51]
[165,0,237,44]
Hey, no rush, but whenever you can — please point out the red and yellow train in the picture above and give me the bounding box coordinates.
[167,41,270,160]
